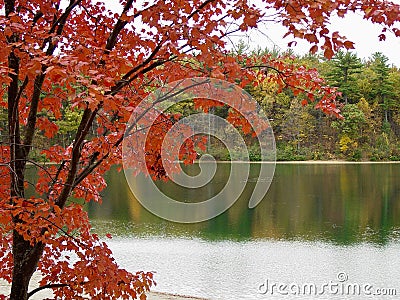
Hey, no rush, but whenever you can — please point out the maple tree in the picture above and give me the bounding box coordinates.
[1,0,400,299]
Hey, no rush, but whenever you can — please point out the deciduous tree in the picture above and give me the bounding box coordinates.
[1,0,400,299]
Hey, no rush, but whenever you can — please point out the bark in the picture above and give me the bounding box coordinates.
[10,232,44,300]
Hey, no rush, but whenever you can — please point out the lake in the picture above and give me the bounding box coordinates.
[88,162,400,299]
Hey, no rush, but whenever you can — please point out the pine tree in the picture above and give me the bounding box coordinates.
[326,50,362,104]
[370,52,395,125]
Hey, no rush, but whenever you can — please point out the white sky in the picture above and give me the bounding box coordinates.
[230,1,400,67]
[240,14,400,67]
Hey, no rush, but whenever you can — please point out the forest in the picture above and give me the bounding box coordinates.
[250,48,400,161]
[174,47,400,161]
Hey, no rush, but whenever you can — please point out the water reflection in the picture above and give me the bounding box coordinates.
[89,163,400,245]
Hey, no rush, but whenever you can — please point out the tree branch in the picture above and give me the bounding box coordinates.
[27,283,69,298]
[107,43,166,96]
[104,0,134,53]
[4,0,16,16]
[48,0,82,36]
[56,107,98,208]
[104,1,157,54]
[23,0,81,160]
[23,72,45,156]
[73,79,211,187]
[188,0,216,20]
[46,160,66,200]
[31,10,44,27]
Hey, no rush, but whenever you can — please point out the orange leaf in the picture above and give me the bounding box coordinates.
[309,45,318,54]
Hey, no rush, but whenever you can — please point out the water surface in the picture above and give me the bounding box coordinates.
[89,163,400,299]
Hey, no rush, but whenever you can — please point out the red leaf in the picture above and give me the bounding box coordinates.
[343,41,355,49]
[309,45,318,54]
[324,47,334,59]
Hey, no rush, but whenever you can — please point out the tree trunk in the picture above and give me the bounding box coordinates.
[10,231,44,300]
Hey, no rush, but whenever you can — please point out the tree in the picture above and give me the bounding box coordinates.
[332,104,366,139]
[1,0,400,299]
[281,99,316,151]
[387,68,400,136]
[332,104,366,156]
[370,52,395,124]
[326,50,362,104]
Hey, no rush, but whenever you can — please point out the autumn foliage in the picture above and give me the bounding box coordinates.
[1,0,400,299]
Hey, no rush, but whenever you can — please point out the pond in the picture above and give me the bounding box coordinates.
[88,163,400,299]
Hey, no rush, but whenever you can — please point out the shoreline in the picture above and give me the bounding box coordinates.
[25,159,400,166]
[199,159,400,164]
[275,160,400,164]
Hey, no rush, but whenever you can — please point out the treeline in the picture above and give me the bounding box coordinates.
[247,49,400,161]
[1,49,399,162]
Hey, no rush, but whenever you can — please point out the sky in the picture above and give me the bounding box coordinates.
[228,1,400,67]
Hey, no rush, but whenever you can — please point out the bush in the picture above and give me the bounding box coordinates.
[350,149,362,161]
[206,147,231,161]
[276,143,309,161]
[248,144,261,161]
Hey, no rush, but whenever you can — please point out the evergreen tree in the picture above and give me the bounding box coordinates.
[369,52,395,124]
[326,50,362,104]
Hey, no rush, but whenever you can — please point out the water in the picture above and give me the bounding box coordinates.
[88,163,400,299]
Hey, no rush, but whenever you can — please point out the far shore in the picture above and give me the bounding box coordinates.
[197,159,400,164]
[26,159,400,166]
[275,160,400,164]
